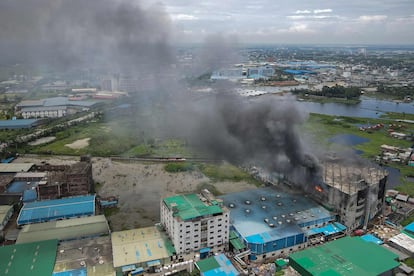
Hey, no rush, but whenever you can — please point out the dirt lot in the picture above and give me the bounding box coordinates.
[16,155,257,231]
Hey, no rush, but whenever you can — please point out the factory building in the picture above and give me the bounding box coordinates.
[195,254,239,276]
[36,156,94,200]
[17,195,96,226]
[16,215,110,244]
[160,189,229,255]
[219,187,336,262]
[15,97,97,119]
[289,236,399,276]
[308,161,388,231]
[111,226,175,273]
[54,236,114,276]
[0,205,13,231]
[0,119,39,130]
[0,239,58,276]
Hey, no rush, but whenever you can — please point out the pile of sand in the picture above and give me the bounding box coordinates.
[65,138,91,149]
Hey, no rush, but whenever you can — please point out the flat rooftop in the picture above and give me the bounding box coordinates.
[6,180,39,193]
[17,195,95,226]
[219,188,334,243]
[54,236,114,276]
[17,215,109,244]
[15,172,47,179]
[0,205,13,223]
[111,226,175,268]
[163,193,223,221]
[0,175,14,193]
[0,239,58,276]
[0,119,38,129]
[0,163,34,173]
[389,233,414,254]
[289,237,399,276]
[322,162,387,194]
[196,254,239,276]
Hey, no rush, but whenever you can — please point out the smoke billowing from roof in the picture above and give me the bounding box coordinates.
[0,0,174,72]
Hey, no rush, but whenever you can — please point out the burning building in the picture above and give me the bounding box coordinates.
[306,159,388,231]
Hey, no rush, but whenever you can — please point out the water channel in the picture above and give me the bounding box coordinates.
[297,96,414,118]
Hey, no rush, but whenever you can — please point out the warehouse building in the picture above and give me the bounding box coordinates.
[161,189,229,255]
[15,97,97,119]
[0,239,58,276]
[0,165,36,205]
[289,236,399,276]
[36,156,94,200]
[0,163,34,173]
[219,187,336,262]
[0,205,13,231]
[16,215,109,244]
[17,195,96,226]
[54,236,114,276]
[111,226,175,273]
[0,119,39,129]
[195,253,239,276]
[389,233,414,257]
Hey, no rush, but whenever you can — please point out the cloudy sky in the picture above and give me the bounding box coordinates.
[142,0,414,45]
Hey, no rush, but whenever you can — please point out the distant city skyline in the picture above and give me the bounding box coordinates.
[142,0,414,45]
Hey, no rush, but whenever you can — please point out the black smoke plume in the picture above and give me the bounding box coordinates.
[175,90,319,179]
[0,0,174,72]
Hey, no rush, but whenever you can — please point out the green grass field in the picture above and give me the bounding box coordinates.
[304,113,414,194]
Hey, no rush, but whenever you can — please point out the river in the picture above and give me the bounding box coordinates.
[297,96,414,118]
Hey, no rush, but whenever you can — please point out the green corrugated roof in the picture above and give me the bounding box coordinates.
[196,257,220,272]
[229,231,245,251]
[275,259,288,267]
[0,239,58,276]
[163,194,223,220]
[289,237,399,276]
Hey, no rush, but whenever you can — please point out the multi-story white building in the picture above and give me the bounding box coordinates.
[160,190,229,255]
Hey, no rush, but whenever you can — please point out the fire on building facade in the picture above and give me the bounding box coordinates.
[307,160,387,231]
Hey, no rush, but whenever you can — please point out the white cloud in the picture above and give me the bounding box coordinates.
[276,23,315,34]
[289,23,310,32]
[358,15,387,22]
[287,15,336,20]
[287,15,306,20]
[314,9,332,14]
[171,14,198,21]
[295,10,311,14]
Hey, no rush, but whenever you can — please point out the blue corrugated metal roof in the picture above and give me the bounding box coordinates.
[360,234,383,245]
[17,195,95,225]
[53,267,87,276]
[200,247,211,254]
[22,189,37,202]
[201,254,239,276]
[306,222,346,236]
[0,119,38,129]
[283,69,315,75]
[404,222,414,233]
[219,188,334,245]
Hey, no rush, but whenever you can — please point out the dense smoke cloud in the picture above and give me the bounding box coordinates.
[0,0,174,72]
[177,92,316,176]
[1,0,319,181]
[190,34,241,78]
